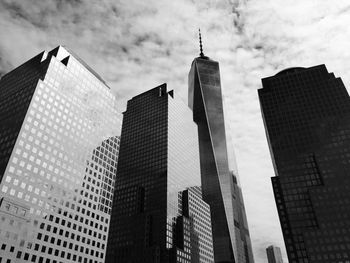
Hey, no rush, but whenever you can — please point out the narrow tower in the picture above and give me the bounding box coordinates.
[188,31,254,263]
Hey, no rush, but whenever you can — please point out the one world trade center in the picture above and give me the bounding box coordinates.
[188,30,254,263]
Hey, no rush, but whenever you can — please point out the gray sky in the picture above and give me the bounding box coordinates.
[1,0,350,262]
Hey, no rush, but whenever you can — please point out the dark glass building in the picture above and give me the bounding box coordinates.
[259,65,350,263]
[106,84,214,263]
[188,41,254,263]
[266,245,283,263]
[0,46,121,263]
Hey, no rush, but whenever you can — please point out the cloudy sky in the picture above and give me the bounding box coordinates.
[1,0,350,261]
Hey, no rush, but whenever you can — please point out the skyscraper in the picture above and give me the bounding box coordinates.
[266,245,283,263]
[188,31,254,263]
[182,186,213,263]
[106,84,214,263]
[259,65,350,263]
[0,46,121,263]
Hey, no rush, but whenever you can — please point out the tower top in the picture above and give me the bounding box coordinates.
[199,28,205,58]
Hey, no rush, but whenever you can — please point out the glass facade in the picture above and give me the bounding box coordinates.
[188,56,254,263]
[182,187,214,263]
[266,245,283,263]
[0,46,121,263]
[106,84,214,263]
[259,65,350,263]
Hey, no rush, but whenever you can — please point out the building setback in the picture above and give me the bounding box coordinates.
[259,65,350,263]
[0,46,121,263]
[188,35,254,263]
[182,186,213,263]
[266,245,283,263]
[106,84,214,263]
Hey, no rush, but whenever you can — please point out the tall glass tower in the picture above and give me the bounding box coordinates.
[188,32,254,263]
[0,46,121,263]
[259,65,350,263]
[106,84,214,263]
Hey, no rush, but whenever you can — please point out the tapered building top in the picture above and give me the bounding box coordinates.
[188,39,254,262]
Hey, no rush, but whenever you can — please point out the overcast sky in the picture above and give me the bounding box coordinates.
[1,0,350,262]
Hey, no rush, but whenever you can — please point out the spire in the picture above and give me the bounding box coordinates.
[199,28,205,58]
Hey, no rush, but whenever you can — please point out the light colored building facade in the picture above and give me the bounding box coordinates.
[182,186,214,263]
[0,46,121,263]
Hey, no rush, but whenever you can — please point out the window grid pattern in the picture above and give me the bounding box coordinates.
[106,85,169,262]
[259,65,350,263]
[0,46,121,263]
[185,187,214,263]
[106,85,211,263]
[167,90,201,252]
[0,52,50,180]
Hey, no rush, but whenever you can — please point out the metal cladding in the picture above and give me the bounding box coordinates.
[188,56,254,263]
